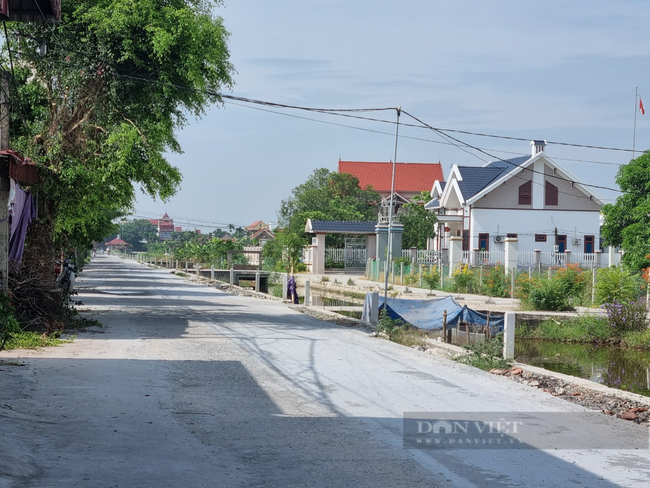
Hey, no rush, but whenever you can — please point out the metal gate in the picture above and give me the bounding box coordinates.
[344,238,366,271]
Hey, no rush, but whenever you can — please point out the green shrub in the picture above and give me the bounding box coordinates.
[527,278,570,311]
[452,264,477,293]
[375,309,401,340]
[481,264,510,298]
[422,268,440,292]
[595,267,640,304]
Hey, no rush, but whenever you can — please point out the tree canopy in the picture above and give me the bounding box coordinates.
[601,151,650,271]
[279,168,380,233]
[268,169,380,270]
[118,219,159,252]
[399,191,437,249]
[8,0,234,249]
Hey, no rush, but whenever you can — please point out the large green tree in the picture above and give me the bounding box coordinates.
[601,151,650,271]
[279,168,380,234]
[270,169,380,269]
[119,219,159,252]
[8,0,233,253]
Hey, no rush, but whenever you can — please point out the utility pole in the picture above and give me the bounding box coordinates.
[0,70,10,290]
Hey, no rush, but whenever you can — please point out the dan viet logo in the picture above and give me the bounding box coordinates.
[403,411,650,450]
[414,418,525,446]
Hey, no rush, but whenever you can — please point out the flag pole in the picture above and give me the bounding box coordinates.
[633,87,638,159]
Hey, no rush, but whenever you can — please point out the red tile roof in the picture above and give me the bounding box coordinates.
[338,161,444,193]
[106,238,128,246]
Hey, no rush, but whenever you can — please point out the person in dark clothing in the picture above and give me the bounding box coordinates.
[287,275,299,304]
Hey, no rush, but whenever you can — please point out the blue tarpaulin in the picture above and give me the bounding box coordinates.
[363,295,504,333]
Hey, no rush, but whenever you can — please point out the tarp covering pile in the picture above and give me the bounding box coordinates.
[362,295,504,333]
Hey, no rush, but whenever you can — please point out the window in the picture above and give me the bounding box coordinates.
[584,235,595,253]
[478,233,489,251]
[546,181,558,206]
[535,234,547,242]
[518,181,532,205]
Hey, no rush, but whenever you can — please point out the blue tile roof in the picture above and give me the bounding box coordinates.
[456,166,505,200]
[309,220,378,234]
[457,156,530,200]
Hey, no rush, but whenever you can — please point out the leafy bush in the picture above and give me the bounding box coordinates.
[594,266,640,304]
[422,268,440,293]
[526,278,570,311]
[375,309,402,340]
[601,299,647,334]
[481,264,510,298]
[554,263,589,301]
[452,264,477,293]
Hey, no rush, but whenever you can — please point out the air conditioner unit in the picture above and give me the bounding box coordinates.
[494,235,504,243]
[572,238,581,245]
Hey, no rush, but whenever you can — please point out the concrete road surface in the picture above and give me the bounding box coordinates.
[1,255,648,487]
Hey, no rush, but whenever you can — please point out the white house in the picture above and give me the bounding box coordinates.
[426,141,605,256]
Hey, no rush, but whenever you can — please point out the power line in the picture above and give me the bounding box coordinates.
[401,109,622,195]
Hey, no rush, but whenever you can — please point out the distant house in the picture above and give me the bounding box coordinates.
[337,160,444,201]
[251,228,275,246]
[106,237,129,253]
[247,220,269,233]
[148,213,175,241]
[426,141,604,255]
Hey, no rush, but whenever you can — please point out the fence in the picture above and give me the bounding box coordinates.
[365,259,451,288]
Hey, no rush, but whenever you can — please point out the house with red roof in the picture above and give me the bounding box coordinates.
[106,237,130,253]
[337,160,444,201]
[247,220,269,233]
[148,213,175,241]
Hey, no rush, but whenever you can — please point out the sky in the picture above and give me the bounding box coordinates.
[134,0,650,233]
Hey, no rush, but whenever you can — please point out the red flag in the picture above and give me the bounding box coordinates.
[640,97,645,115]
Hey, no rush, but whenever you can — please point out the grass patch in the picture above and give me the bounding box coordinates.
[392,325,428,348]
[4,331,72,350]
[454,335,512,371]
[342,290,365,301]
[622,328,650,349]
[269,285,283,298]
[337,310,362,320]
[516,315,611,342]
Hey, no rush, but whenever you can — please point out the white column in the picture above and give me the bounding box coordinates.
[311,233,326,275]
[448,236,463,277]
[304,280,311,306]
[504,237,518,275]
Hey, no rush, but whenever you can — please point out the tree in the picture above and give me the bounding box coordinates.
[9,0,233,251]
[279,169,380,226]
[601,151,650,271]
[4,0,234,327]
[119,219,159,252]
[399,191,437,249]
[278,169,380,248]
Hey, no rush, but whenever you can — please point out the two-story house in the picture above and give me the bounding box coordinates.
[426,141,604,255]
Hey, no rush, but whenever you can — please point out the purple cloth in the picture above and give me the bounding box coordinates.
[287,276,299,304]
[9,185,36,263]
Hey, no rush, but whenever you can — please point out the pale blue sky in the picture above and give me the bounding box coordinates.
[135,0,650,232]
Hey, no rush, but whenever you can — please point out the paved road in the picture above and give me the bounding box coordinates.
[1,255,648,487]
